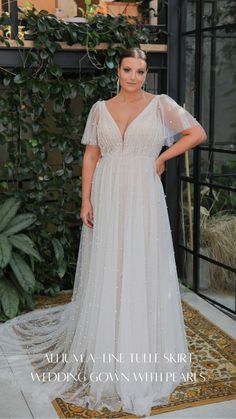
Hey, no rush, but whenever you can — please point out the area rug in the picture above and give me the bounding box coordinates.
[34,291,236,418]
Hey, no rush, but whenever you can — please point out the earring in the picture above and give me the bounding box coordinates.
[116,77,120,95]
[142,81,146,91]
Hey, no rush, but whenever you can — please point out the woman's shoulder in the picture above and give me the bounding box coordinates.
[85,100,101,122]
[158,93,183,105]
[88,100,102,115]
[91,99,102,108]
[157,94,182,110]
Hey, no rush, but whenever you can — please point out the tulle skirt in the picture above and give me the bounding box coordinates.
[0,154,191,417]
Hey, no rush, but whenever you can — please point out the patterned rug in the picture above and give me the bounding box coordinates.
[35,291,236,418]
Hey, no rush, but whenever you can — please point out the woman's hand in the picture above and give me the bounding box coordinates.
[155,156,166,176]
[80,201,94,228]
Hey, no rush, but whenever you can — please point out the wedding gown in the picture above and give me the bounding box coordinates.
[0,94,201,417]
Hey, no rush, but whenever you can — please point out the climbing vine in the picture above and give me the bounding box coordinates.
[0,6,162,317]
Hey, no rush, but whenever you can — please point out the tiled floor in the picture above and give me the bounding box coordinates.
[0,285,235,419]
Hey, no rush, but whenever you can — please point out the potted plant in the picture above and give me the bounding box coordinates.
[104,0,142,20]
[74,0,100,20]
[102,1,158,25]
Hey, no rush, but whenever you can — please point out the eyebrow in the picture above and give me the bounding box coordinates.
[123,66,145,70]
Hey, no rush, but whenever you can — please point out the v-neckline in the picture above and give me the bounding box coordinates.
[103,95,157,142]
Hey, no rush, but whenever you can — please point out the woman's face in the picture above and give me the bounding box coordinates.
[117,57,147,92]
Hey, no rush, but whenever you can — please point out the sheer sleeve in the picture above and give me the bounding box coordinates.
[158,94,201,147]
[81,100,100,145]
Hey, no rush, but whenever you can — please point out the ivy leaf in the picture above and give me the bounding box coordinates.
[14,74,24,84]
[40,50,49,60]
[45,40,57,54]
[69,87,77,99]
[32,83,39,93]
[62,84,77,100]
[3,78,11,86]
[32,123,40,133]
[107,48,117,57]
[28,51,39,61]
[49,64,63,78]
[67,31,78,44]
[53,101,64,113]
[105,59,115,69]
[54,30,62,40]
[37,20,47,32]
[55,169,64,177]
[64,155,74,164]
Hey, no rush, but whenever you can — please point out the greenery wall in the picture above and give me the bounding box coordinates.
[0,7,151,319]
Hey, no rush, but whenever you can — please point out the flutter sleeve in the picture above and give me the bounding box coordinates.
[81,100,100,145]
[158,94,201,147]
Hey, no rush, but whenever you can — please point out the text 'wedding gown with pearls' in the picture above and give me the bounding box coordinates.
[0,94,201,417]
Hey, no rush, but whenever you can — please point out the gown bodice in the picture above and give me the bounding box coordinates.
[81,93,201,160]
[98,95,163,159]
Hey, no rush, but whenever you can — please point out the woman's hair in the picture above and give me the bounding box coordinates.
[118,47,148,69]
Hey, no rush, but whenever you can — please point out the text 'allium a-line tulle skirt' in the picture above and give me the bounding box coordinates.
[0,154,191,417]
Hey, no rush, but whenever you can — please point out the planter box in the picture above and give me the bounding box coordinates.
[63,17,87,23]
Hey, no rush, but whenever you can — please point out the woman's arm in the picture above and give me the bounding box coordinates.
[159,124,207,164]
[156,94,208,175]
[79,100,100,228]
[80,145,101,228]
[156,125,207,176]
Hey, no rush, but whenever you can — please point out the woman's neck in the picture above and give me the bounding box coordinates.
[117,89,146,103]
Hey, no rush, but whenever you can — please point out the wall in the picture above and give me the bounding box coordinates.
[0,1,77,16]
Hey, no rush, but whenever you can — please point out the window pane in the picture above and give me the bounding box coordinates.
[200,186,236,268]
[199,259,235,312]
[181,249,194,289]
[200,151,236,189]
[203,0,236,28]
[186,0,197,32]
[202,27,236,149]
[183,34,196,113]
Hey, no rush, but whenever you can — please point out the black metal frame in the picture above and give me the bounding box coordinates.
[165,0,181,257]
[0,0,18,39]
[174,0,236,315]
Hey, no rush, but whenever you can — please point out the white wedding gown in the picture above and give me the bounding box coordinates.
[0,94,201,417]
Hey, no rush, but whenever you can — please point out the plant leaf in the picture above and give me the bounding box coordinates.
[56,259,67,279]
[0,197,21,233]
[9,252,35,294]
[13,74,24,84]
[9,234,42,262]
[52,238,64,263]
[0,278,19,318]
[3,214,37,236]
[0,234,12,268]
[49,64,62,78]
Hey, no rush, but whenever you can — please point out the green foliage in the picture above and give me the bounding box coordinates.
[0,197,41,319]
[78,0,101,17]
[0,8,153,318]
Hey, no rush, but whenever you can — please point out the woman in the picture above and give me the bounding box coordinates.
[0,47,207,417]
[78,47,207,416]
